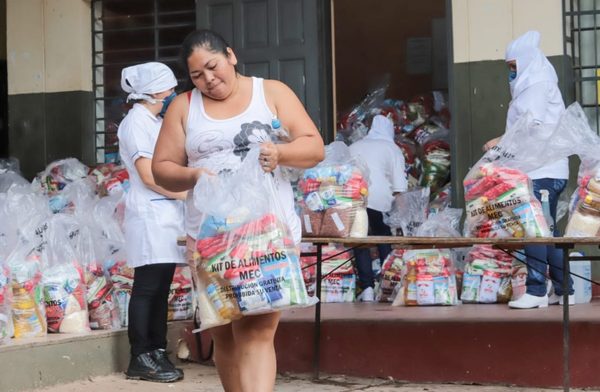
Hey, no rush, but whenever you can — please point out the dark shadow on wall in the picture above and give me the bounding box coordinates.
[0,61,7,158]
[0,0,7,158]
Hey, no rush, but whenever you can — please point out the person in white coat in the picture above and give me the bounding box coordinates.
[349,115,408,301]
[483,31,574,309]
[117,62,186,382]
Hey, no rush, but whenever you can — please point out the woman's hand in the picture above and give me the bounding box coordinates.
[259,142,280,173]
[483,137,501,152]
[192,167,215,183]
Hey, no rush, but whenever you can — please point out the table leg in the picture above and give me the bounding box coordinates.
[313,243,323,380]
[562,247,570,392]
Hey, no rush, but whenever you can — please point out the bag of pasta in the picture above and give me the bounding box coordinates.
[192,147,316,331]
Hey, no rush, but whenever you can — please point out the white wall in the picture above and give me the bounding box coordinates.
[452,0,563,63]
[7,0,92,94]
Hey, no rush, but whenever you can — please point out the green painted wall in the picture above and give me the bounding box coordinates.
[8,90,94,179]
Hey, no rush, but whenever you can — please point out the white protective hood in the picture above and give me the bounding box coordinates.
[121,62,177,103]
[365,114,395,143]
[505,30,558,99]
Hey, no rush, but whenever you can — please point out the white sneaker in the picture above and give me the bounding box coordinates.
[548,292,575,306]
[357,287,375,302]
[509,293,548,309]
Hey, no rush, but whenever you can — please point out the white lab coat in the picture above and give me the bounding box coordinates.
[117,104,185,268]
[505,31,569,180]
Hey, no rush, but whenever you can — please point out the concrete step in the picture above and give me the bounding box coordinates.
[0,321,188,392]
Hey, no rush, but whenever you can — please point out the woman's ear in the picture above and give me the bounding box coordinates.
[226,47,238,66]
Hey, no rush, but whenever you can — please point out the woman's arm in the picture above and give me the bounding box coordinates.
[262,80,325,169]
[134,157,187,200]
[152,93,205,192]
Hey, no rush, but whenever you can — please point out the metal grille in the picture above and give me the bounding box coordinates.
[564,0,600,132]
[91,0,195,164]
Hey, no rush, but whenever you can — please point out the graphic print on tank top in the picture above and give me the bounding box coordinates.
[193,120,275,176]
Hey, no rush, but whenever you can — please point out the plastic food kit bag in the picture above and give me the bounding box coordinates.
[168,266,194,321]
[460,245,514,304]
[192,147,316,331]
[33,158,89,196]
[297,142,369,237]
[0,263,13,344]
[391,249,458,306]
[300,244,355,303]
[376,249,405,302]
[41,215,90,333]
[385,187,429,236]
[6,241,47,338]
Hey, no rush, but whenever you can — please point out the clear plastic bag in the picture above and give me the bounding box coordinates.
[300,244,355,303]
[191,147,316,331]
[0,171,30,193]
[391,249,458,306]
[33,158,89,196]
[337,80,389,145]
[297,142,369,237]
[41,214,90,333]
[384,187,430,236]
[0,263,13,344]
[376,249,404,302]
[460,245,514,304]
[6,240,47,338]
[0,158,20,174]
[168,266,194,321]
[415,208,463,237]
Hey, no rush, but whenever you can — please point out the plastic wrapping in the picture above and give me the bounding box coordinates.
[297,142,369,237]
[464,163,549,238]
[394,134,421,182]
[415,208,463,238]
[460,246,514,304]
[0,171,30,193]
[391,249,458,306]
[49,178,98,214]
[33,158,89,196]
[384,187,429,236]
[168,266,193,321]
[336,81,388,144]
[300,244,355,303]
[0,263,13,344]
[42,215,90,333]
[4,185,52,247]
[88,163,130,197]
[0,158,20,174]
[105,255,133,327]
[376,249,404,302]
[6,243,47,338]
[191,147,316,331]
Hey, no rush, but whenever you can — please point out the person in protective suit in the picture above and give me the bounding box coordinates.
[483,31,574,309]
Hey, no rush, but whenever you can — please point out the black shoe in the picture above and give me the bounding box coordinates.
[125,352,180,383]
[152,349,184,380]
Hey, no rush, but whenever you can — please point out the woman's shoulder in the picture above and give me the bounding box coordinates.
[262,78,291,96]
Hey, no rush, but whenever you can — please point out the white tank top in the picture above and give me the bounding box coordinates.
[184,77,301,243]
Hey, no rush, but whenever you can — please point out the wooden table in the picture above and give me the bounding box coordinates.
[301,236,600,392]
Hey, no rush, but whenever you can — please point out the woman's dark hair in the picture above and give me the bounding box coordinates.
[180,29,232,75]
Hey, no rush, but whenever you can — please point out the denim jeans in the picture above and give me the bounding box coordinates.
[524,178,574,296]
[354,208,393,289]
